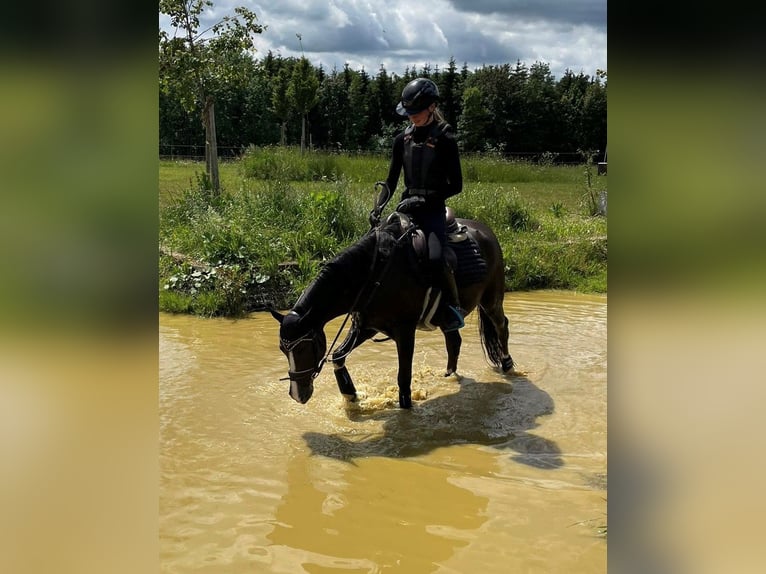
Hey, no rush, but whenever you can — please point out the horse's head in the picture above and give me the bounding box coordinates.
[270,308,327,404]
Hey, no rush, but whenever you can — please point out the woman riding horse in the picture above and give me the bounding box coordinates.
[271,215,515,409]
[272,79,515,409]
[386,77,465,333]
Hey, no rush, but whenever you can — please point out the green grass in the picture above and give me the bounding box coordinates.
[159,159,245,209]
[159,148,607,316]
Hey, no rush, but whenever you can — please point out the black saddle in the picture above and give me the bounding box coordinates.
[384,207,488,287]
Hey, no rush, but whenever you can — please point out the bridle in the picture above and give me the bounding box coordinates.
[279,222,416,385]
[279,330,326,382]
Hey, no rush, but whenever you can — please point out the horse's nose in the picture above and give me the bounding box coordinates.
[289,380,314,404]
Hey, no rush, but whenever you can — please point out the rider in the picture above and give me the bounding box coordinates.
[385,77,465,332]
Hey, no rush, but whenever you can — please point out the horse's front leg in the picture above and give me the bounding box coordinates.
[443,329,462,377]
[332,327,375,402]
[395,328,417,408]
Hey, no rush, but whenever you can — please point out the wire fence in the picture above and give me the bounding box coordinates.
[159,143,601,165]
[159,144,244,161]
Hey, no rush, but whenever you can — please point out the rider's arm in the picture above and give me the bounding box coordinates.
[440,130,463,200]
[421,131,462,209]
[385,133,404,197]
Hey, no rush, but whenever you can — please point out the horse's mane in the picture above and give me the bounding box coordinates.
[292,230,379,316]
[292,217,412,318]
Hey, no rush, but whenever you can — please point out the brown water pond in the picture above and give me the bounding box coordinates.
[160,290,607,573]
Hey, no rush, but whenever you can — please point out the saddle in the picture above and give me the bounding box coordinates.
[387,207,459,254]
[385,207,485,283]
[383,207,488,330]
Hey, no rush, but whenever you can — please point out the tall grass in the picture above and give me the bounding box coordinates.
[461,153,583,184]
[240,145,387,184]
[159,147,607,316]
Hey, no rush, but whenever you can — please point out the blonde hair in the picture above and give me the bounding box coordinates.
[410,106,445,126]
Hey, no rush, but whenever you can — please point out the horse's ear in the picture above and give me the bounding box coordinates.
[268,305,285,324]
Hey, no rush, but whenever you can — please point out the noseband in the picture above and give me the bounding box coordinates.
[279,331,327,382]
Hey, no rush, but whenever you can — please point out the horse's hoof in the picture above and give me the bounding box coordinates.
[342,393,357,403]
[444,368,455,377]
[399,395,412,409]
[501,357,514,372]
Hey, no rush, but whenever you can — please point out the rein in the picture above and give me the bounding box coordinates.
[316,222,416,372]
[280,221,415,383]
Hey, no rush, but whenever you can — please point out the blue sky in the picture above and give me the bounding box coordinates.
[160,0,607,80]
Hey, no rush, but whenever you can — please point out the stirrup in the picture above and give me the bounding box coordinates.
[442,305,465,333]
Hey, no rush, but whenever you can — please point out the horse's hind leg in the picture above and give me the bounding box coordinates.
[481,300,514,372]
[332,327,375,401]
[443,330,462,377]
[497,314,514,372]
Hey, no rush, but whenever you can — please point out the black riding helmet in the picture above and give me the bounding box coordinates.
[396,77,439,116]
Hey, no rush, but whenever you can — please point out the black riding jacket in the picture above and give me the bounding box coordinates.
[385,120,463,214]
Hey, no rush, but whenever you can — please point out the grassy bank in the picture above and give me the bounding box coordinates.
[159,147,607,316]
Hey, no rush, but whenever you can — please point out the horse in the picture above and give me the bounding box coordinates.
[270,207,515,409]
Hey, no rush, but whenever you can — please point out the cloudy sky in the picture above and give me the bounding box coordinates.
[160,0,607,81]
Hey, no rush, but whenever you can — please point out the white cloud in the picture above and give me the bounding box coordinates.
[160,0,607,79]
[328,1,352,28]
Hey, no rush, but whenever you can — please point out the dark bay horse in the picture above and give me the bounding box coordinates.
[270,211,515,408]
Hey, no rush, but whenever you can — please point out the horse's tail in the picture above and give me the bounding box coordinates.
[478,306,512,370]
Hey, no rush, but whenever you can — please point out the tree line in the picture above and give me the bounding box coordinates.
[161,53,606,159]
[160,1,606,169]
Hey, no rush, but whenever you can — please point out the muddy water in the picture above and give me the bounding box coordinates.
[160,291,607,573]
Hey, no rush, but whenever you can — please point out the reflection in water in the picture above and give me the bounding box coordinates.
[268,453,490,573]
[304,376,563,469]
[160,291,606,573]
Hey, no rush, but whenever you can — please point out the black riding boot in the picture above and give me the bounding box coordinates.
[438,265,465,332]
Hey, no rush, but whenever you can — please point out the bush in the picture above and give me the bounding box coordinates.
[159,153,607,316]
[451,185,539,232]
[241,145,344,181]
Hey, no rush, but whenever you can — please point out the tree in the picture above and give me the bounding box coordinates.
[438,57,462,126]
[557,69,590,150]
[580,74,607,155]
[457,87,490,152]
[159,44,608,157]
[241,63,281,146]
[520,61,559,152]
[159,0,264,194]
[271,66,292,146]
[364,65,397,149]
[287,57,320,153]
[159,77,202,157]
[467,64,514,151]
[346,71,369,149]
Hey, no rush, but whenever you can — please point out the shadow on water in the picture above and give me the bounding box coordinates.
[303,373,563,469]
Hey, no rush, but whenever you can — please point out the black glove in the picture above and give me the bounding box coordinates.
[396,195,425,213]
